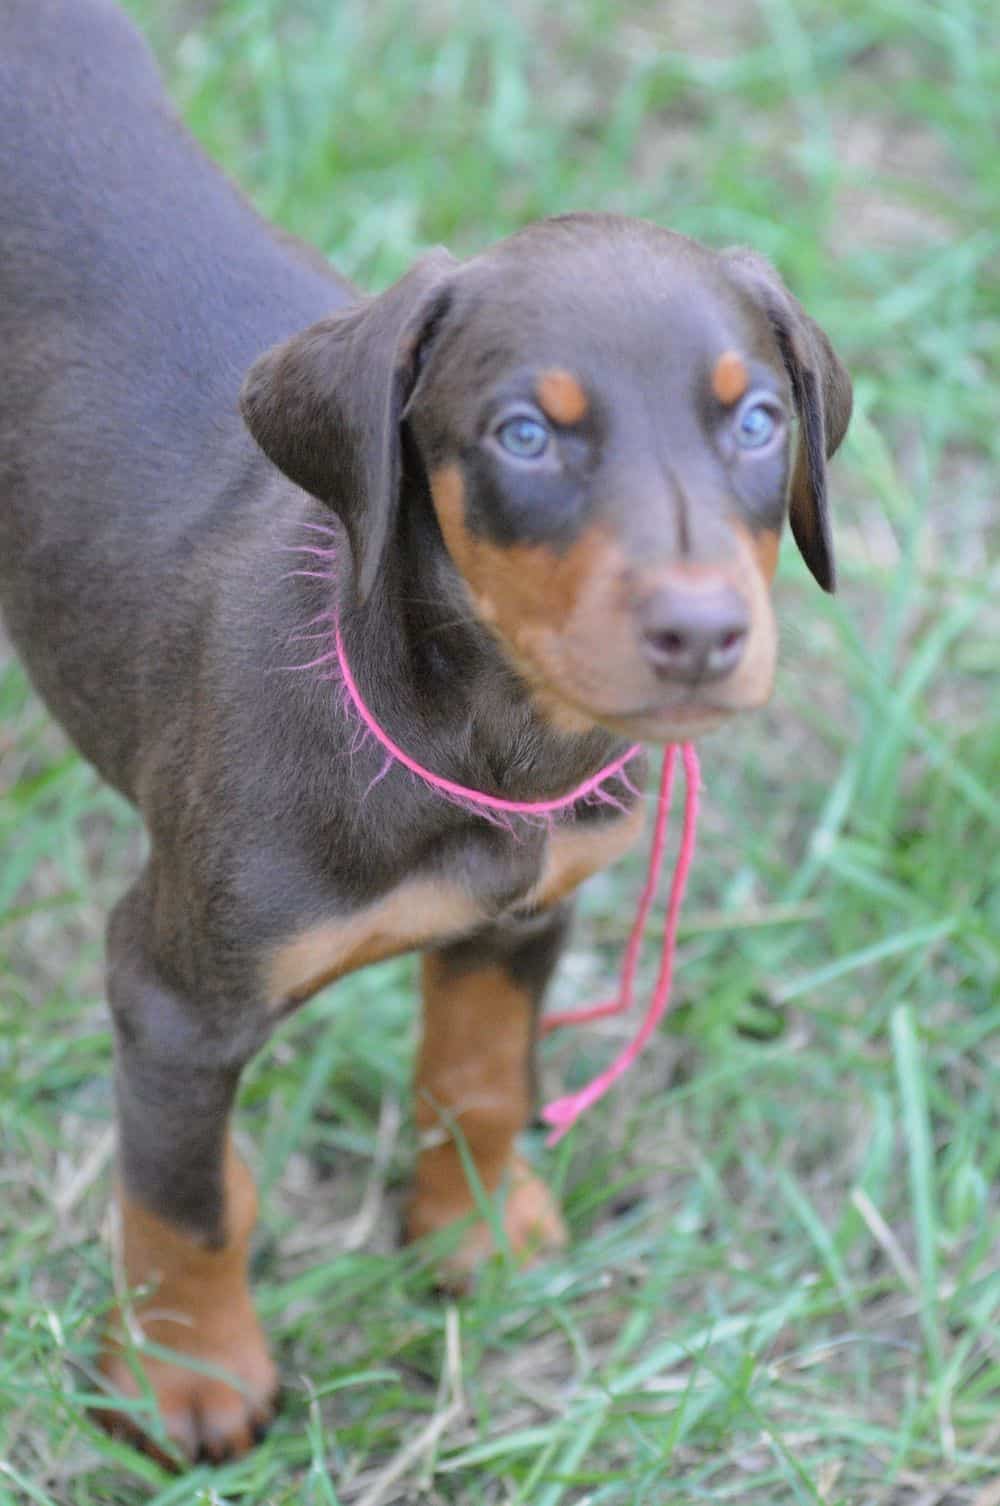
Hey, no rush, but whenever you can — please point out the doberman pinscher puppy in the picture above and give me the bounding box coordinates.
[0,0,851,1465]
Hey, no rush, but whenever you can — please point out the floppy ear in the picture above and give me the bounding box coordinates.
[723,249,852,592]
[240,249,456,601]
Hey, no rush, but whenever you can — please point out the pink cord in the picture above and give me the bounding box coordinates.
[332,623,700,1140]
[540,743,700,1144]
[335,626,642,817]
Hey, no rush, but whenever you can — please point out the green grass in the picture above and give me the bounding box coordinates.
[2,0,999,1500]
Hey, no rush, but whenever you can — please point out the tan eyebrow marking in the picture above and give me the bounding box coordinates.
[536,369,589,425]
[711,351,749,406]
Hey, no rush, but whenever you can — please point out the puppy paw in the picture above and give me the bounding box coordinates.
[96,1164,277,1467]
[96,1305,279,1466]
[408,1153,568,1288]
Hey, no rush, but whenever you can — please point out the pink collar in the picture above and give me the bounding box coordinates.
[333,625,701,1144]
[334,625,645,820]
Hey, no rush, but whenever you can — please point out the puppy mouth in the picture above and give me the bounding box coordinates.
[542,677,762,743]
[596,698,741,742]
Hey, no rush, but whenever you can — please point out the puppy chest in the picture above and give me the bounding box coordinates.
[264,804,644,1011]
[264,875,486,1008]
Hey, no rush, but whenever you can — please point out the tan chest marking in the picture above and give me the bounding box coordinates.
[265,877,484,1009]
[525,796,646,910]
[266,803,645,1010]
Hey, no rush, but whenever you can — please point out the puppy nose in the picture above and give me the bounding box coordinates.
[639,584,749,683]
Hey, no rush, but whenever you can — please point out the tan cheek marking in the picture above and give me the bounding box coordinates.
[430,463,639,729]
[712,351,749,405]
[753,526,780,583]
[524,798,646,910]
[513,652,599,736]
[726,519,779,707]
[536,368,589,425]
[265,878,483,1007]
[431,463,619,638]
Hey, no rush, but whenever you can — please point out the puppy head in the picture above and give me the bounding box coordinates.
[241,215,851,743]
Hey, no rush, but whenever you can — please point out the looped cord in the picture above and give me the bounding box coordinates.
[539,742,700,1143]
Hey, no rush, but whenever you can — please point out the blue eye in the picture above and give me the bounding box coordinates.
[495,415,551,461]
[735,401,779,450]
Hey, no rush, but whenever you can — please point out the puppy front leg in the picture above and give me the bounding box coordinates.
[407,906,572,1285]
[97,879,278,1465]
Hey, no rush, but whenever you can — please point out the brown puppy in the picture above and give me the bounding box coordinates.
[0,0,851,1464]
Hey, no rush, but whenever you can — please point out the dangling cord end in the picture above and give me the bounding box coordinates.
[541,742,701,1146]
